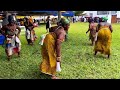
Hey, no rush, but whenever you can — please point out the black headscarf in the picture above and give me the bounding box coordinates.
[8,15,14,23]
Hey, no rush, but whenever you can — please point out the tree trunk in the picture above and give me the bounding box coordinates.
[58,11,61,21]
[44,16,46,23]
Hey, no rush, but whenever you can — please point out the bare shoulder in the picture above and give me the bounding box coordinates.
[51,26,64,33]
[57,29,66,42]
[58,28,66,36]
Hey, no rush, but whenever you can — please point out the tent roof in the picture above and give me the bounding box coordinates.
[62,11,75,17]
[0,11,75,16]
[53,11,75,17]
[31,11,75,16]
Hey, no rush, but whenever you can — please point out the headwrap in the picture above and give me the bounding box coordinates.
[58,18,70,26]
[102,17,108,21]
[8,15,14,23]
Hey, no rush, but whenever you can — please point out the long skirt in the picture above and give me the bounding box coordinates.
[5,35,21,56]
[40,33,57,76]
[94,27,112,55]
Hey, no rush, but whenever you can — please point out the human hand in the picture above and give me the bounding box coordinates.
[56,57,61,62]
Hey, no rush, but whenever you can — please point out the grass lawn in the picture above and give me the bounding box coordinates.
[0,22,120,79]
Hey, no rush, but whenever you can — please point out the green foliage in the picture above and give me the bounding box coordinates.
[74,11,84,16]
[0,22,120,79]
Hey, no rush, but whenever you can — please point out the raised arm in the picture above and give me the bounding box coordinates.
[86,23,90,34]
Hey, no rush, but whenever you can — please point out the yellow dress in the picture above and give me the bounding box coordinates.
[94,26,112,55]
[40,32,57,75]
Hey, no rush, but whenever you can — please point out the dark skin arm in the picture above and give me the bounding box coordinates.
[16,25,21,37]
[31,21,35,29]
[86,28,90,34]
[1,25,12,38]
[1,25,7,36]
[96,23,100,32]
[56,31,65,62]
[86,23,90,34]
[109,25,113,33]
[24,22,28,27]
[86,29,90,34]
[0,27,4,35]
[28,21,35,30]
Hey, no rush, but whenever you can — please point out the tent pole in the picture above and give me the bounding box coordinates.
[58,11,61,21]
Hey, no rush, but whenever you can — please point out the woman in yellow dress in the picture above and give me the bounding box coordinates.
[94,17,113,58]
[40,18,70,79]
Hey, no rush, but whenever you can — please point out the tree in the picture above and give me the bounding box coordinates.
[58,11,61,21]
[74,11,84,16]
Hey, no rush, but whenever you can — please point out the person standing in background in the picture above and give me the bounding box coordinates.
[24,17,37,45]
[86,20,98,46]
[46,16,51,33]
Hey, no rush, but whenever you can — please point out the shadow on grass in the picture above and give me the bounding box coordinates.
[1,52,22,61]
[94,54,109,60]
[85,52,109,60]
[30,71,51,79]
[39,72,51,79]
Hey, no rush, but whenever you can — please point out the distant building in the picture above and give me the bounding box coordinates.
[83,11,118,23]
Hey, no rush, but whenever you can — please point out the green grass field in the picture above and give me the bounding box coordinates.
[0,22,120,79]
